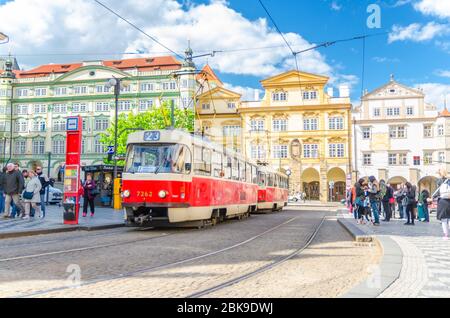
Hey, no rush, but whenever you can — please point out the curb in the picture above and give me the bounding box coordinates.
[0,223,125,239]
[338,217,403,298]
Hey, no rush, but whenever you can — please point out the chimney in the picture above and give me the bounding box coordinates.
[327,87,334,97]
[339,85,350,98]
[254,89,260,101]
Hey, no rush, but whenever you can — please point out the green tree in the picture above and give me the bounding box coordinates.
[100,101,194,164]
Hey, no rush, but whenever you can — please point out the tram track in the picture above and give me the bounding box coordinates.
[12,215,303,298]
[187,215,327,298]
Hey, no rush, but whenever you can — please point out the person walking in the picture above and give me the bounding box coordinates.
[21,170,42,220]
[36,166,50,218]
[0,167,5,215]
[2,163,24,218]
[368,176,381,226]
[354,178,365,223]
[394,184,404,219]
[418,188,430,222]
[82,173,97,217]
[381,180,393,222]
[431,169,450,239]
[404,182,416,225]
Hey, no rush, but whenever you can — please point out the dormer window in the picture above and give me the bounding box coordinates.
[272,91,287,101]
[112,61,122,65]
[146,58,155,63]
[61,65,71,69]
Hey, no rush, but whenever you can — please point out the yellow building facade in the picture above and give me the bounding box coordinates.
[240,71,353,203]
[195,68,353,203]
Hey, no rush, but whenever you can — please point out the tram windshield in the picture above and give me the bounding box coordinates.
[125,143,192,174]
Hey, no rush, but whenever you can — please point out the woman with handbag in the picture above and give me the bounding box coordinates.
[21,170,42,220]
[82,173,97,217]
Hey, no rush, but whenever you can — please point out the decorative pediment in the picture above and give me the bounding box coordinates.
[250,138,267,145]
[328,111,345,117]
[197,86,242,100]
[272,112,289,119]
[261,70,329,88]
[303,138,320,144]
[364,80,424,100]
[249,114,265,120]
[54,65,130,83]
[222,120,241,126]
[328,137,346,143]
[303,111,320,117]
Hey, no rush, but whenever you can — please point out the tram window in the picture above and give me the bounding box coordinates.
[212,151,223,178]
[274,175,278,187]
[194,146,211,176]
[258,171,266,187]
[225,156,232,179]
[125,143,191,174]
[267,173,274,187]
[246,163,252,183]
[239,161,246,182]
[232,158,239,180]
[252,166,258,184]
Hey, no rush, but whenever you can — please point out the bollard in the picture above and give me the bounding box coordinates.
[113,177,122,210]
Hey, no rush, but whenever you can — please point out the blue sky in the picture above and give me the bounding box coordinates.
[0,0,449,106]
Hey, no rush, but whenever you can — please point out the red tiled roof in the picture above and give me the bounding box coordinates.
[14,56,181,78]
[197,64,223,85]
[439,108,450,117]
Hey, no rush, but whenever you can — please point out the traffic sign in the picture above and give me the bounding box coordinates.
[107,146,115,155]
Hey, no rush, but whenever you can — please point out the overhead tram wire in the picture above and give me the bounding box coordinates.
[93,0,184,60]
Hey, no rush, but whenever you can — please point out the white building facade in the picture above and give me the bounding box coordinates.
[353,76,442,192]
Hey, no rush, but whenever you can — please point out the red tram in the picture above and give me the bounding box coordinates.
[121,130,288,227]
[257,167,289,212]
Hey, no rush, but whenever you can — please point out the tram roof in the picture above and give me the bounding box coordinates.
[127,129,254,164]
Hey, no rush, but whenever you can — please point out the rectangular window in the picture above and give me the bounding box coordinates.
[251,145,265,160]
[362,127,371,139]
[363,153,372,165]
[35,88,47,97]
[439,152,445,164]
[389,153,408,165]
[373,108,380,117]
[438,125,445,136]
[33,104,47,114]
[250,120,264,132]
[329,144,344,158]
[389,126,407,138]
[388,153,397,165]
[223,125,240,137]
[139,100,153,111]
[94,137,104,154]
[72,103,87,113]
[74,86,87,95]
[303,144,318,158]
[53,104,67,113]
[140,83,154,92]
[227,102,236,109]
[424,152,433,165]
[15,105,28,115]
[329,117,344,130]
[32,120,46,132]
[413,156,421,166]
[54,87,67,96]
[194,146,212,176]
[272,119,287,132]
[14,140,26,154]
[16,88,29,97]
[15,121,27,132]
[118,101,131,111]
[406,107,414,116]
[52,139,66,154]
[273,145,288,159]
[201,103,210,110]
[162,82,176,90]
[32,140,45,154]
[96,85,110,93]
[53,120,66,132]
[303,118,318,131]
[95,119,109,131]
[387,107,400,116]
[424,124,433,138]
[95,102,110,112]
[120,85,131,93]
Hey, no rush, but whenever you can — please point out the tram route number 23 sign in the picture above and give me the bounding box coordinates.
[144,131,160,141]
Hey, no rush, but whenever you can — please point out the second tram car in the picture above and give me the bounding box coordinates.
[121,130,259,227]
[257,166,289,212]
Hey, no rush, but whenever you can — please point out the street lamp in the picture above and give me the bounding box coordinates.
[0,32,9,44]
[105,77,122,206]
[285,168,292,194]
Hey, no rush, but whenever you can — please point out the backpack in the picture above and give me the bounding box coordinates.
[439,179,450,199]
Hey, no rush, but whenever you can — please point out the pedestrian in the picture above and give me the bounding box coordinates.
[21,170,42,220]
[368,176,381,225]
[388,183,396,219]
[394,184,404,219]
[404,182,416,225]
[380,180,393,222]
[0,167,5,215]
[353,178,365,223]
[418,188,430,222]
[36,166,50,218]
[2,163,24,218]
[82,173,97,217]
[431,168,450,240]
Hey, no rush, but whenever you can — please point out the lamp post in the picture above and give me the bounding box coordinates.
[285,168,292,194]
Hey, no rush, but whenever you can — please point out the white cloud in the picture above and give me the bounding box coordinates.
[392,0,412,7]
[372,56,400,63]
[388,22,450,43]
[224,83,262,101]
[435,70,450,78]
[0,0,348,80]
[414,0,450,19]
[414,83,450,108]
[331,1,342,11]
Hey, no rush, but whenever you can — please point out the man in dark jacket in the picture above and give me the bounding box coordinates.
[381,181,394,222]
[3,163,24,218]
[368,176,381,225]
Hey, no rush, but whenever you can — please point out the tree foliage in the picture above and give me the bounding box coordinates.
[100,101,194,164]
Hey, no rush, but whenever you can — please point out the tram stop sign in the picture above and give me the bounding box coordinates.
[107,146,115,155]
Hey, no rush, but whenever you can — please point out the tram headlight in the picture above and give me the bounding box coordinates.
[122,190,130,198]
[158,190,167,199]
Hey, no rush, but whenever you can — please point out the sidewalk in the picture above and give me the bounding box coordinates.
[0,204,125,239]
[339,211,450,298]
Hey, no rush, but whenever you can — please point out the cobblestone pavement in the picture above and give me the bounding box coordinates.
[341,212,450,298]
[0,205,124,235]
[0,208,376,298]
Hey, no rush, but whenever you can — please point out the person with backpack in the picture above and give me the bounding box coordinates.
[368,176,381,226]
[380,180,394,222]
[404,182,417,225]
